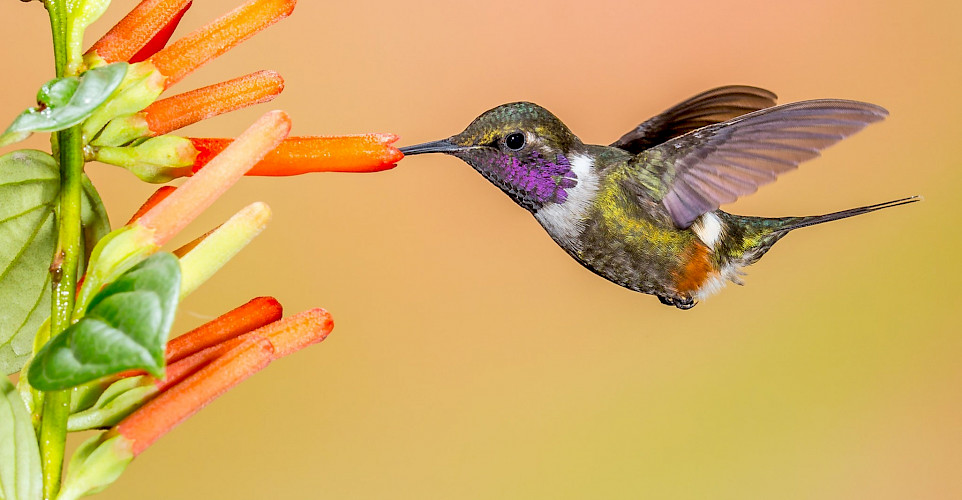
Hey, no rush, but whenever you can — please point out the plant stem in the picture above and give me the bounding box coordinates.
[39,1,84,498]
[39,124,84,500]
[44,0,68,78]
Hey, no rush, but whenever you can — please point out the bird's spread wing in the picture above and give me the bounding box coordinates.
[610,85,778,154]
[625,100,888,228]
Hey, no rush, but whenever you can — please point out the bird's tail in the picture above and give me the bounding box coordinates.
[722,195,920,266]
[776,196,921,232]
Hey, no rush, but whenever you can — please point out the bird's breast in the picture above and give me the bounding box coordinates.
[532,152,601,252]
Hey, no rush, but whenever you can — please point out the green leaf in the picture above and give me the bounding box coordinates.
[3,63,126,135]
[0,151,112,375]
[0,376,42,500]
[28,252,181,391]
[0,130,32,148]
[0,79,80,147]
[72,225,157,319]
[0,151,58,375]
[37,77,80,108]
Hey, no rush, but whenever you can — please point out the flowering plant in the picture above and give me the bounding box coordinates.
[0,1,402,498]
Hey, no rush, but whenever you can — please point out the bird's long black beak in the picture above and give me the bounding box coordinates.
[399,139,461,156]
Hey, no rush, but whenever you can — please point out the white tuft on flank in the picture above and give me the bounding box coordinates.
[694,263,743,300]
[533,153,599,251]
[692,212,724,249]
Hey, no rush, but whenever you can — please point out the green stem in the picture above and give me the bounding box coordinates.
[39,125,83,500]
[44,0,68,78]
[39,1,84,499]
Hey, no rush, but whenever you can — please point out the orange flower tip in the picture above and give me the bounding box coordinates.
[166,296,284,363]
[371,133,404,166]
[87,0,194,64]
[143,70,285,137]
[147,0,297,88]
[261,308,333,359]
[127,186,177,226]
[384,147,404,166]
[134,110,290,246]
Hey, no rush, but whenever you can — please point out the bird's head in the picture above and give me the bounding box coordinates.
[401,102,586,211]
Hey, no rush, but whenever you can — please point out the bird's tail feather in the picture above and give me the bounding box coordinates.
[723,195,920,266]
[778,196,921,232]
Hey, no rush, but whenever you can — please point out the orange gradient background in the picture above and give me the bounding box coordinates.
[2,1,960,498]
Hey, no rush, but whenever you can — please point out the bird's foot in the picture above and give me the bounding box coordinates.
[656,295,697,310]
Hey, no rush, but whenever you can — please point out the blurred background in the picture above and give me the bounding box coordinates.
[2,0,960,498]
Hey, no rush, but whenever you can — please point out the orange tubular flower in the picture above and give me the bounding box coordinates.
[147,0,295,89]
[143,71,285,137]
[191,134,405,175]
[155,307,333,380]
[111,308,333,456]
[166,296,283,363]
[100,71,286,145]
[154,306,330,387]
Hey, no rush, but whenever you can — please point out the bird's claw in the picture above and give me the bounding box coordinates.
[656,295,697,310]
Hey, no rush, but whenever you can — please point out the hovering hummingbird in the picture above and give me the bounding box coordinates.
[400,86,918,309]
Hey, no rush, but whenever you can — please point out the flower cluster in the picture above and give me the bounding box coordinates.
[18,108,335,499]
[0,0,406,498]
[82,0,403,182]
[58,297,333,500]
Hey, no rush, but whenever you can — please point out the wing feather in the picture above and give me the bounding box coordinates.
[629,99,888,228]
[611,85,778,153]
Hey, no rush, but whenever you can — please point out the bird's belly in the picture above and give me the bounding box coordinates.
[571,208,716,298]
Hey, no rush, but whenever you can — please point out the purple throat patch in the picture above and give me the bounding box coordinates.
[493,151,578,204]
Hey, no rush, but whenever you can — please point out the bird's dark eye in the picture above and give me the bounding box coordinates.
[504,132,526,151]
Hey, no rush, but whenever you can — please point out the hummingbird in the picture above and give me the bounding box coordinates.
[400,86,918,309]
